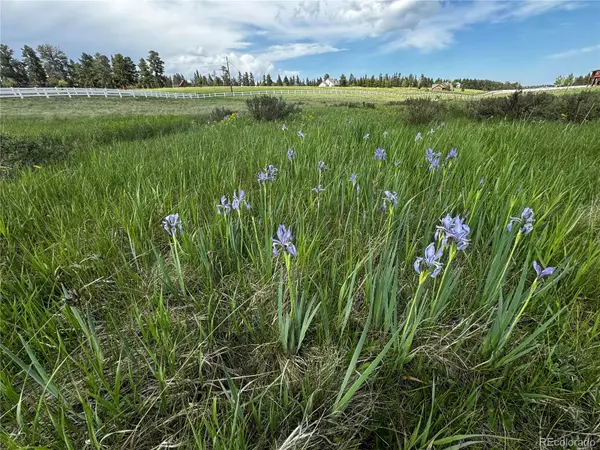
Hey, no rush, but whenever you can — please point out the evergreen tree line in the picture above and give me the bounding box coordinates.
[0,44,166,88]
[4,42,587,91]
[554,72,592,87]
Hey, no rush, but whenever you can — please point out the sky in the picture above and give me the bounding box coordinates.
[1,0,599,85]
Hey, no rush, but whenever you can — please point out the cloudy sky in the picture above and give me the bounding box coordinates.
[2,0,599,85]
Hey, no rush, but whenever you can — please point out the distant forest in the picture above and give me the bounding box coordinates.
[0,43,592,91]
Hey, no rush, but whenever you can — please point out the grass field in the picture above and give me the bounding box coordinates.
[1,97,600,449]
[156,86,485,96]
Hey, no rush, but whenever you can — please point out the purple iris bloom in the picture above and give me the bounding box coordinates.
[282,124,287,131]
[272,224,297,257]
[521,223,533,235]
[257,165,278,183]
[374,148,387,161]
[533,261,555,280]
[383,131,389,138]
[363,133,370,140]
[349,173,360,191]
[480,177,485,184]
[414,243,444,277]
[429,157,441,171]
[162,213,183,237]
[312,185,325,193]
[435,214,470,250]
[521,207,534,222]
[425,148,441,163]
[317,160,328,172]
[217,195,231,215]
[232,190,251,211]
[297,130,305,139]
[287,149,295,161]
[382,190,398,210]
[446,148,458,161]
[414,132,422,142]
[507,207,535,234]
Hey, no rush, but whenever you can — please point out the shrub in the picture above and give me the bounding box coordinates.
[402,98,447,125]
[334,101,375,109]
[209,107,235,123]
[470,90,600,123]
[0,133,72,172]
[246,96,300,121]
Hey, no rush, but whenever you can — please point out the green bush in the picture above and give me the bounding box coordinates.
[470,90,600,123]
[335,101,376,109]
[402,98,447,124]
[245,96,300,121]
[0,133,72,171]
[209,107,235,123]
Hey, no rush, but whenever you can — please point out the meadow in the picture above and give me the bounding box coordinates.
[1,95,599,449]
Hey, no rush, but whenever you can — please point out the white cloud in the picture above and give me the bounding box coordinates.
[264,43,344,61]
[547,43,600,59]
[1,0,584,77]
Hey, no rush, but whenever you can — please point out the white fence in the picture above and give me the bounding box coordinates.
[0,87,476,100]
[0,85,591,100]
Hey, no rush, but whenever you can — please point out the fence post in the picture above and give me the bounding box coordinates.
[67,88,72,98]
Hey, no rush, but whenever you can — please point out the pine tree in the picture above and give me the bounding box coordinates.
[93,53,112,88]
[21,45,47,86]
[1,45,28,86]
[76,53,95,87]
[339,74,347,87]
[147,50,165,88]
[36,44,68,84]
[111,54,126,88]
[122,56,138,87]
[249,72,255,86]
[138,58,153,88]
[266,74,273,86]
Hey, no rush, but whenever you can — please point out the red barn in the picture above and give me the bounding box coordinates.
[590,69,600,87]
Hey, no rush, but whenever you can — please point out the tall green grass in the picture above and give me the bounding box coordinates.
[1,108,599,449]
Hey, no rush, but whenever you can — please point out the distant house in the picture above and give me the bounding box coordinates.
[178,79,190,88]
[589,69,600,87]
[431,82,452,92]
[319,78,340,87]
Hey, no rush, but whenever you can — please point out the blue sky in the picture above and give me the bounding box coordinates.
[2,0,599,85]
